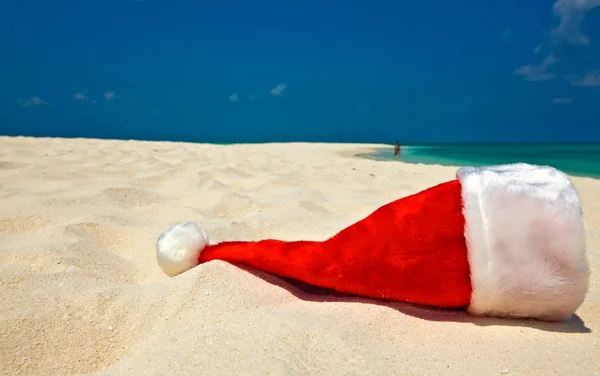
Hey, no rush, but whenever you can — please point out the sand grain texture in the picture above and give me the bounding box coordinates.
[0,136,598,376]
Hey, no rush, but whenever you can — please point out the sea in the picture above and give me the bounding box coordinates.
[359,144,600,179]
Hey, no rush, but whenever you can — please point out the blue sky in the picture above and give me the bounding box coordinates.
[1,0,600,143]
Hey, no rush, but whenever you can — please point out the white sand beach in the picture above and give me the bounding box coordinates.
[0,136,598,376]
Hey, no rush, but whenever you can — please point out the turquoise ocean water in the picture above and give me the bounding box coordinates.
[360,144,600,179]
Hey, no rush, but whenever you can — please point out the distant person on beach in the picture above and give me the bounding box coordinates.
[394,141,401,159]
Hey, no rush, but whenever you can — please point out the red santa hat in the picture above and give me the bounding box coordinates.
[156,163,590,321]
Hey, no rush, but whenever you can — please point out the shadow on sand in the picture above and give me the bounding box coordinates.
[237,265,591,334]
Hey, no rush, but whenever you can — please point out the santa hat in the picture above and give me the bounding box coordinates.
[156,163,590,321]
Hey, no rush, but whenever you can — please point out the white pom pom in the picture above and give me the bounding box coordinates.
[156,222,210,277]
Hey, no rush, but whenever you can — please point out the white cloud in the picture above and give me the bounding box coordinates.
[74,92,87,100]
[270,83,287,96]
[550,0,600,45]
[104,91,115,100]
[228,93,239,102]
[552,97,572,104]
[17,96,49,108]
[570,70,600,86]
[513,54,560,81]
[520,1,599,85]
[30,97,48,105]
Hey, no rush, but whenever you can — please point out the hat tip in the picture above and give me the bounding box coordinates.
[156,222,210,277]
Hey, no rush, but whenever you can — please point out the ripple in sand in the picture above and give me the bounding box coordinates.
[0,215,51,234]
[198,168,258,189]
[102,187,160,208]
[40,193,103,208]
[299,200,332,215]
[134,165,180,184]
[197,177,230,191]
[208,192,261,218]
[0,186,19,200]
[221,166,254,178]
[0,161,28,170]
[64,222,131,253]
[136,174,170,188]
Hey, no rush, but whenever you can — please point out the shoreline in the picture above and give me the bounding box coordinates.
[2,135,598,180]
[354,145,600,181]
[3,135,597,180]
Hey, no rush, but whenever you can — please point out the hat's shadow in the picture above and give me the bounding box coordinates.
[238,265,591,334]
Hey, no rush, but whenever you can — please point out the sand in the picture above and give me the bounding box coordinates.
[0,136,598,376]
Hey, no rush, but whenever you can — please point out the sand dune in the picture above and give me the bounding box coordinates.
[0,136,598,375]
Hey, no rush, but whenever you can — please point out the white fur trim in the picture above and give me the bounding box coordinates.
[457,163,589,321]
[156,222,209,277]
